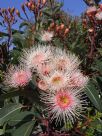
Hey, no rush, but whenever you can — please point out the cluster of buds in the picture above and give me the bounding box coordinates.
[86,4,102,24]
[82,4,102,58]
[48,22,70,38]
[21,0,46,19]
[0,7,18,26]
[83,4,102,32]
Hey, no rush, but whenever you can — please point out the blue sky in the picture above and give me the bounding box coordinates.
[0,0,102,30]
[0,0,87,15]
[1,0,102,15]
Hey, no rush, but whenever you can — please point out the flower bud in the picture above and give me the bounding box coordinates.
[21,4,25,12]
[86,6,97,16]
[4,15,8,22]
[48,27,51,31]
[56,25,60,32]
[60,23,64,30]
[10,16,15,23]
[82,19,87,27]
[39,11,42,17]
[25,2,28,7]
[38,0,41,3]
[64,28,69,35]
[2,8,6,14]
[8,7,11,13]
[11,7,15,14]
[38,0,41,7]
[16,10,20,17]
[99,4,102,10]
[42,0,46,5]
[95,11,102,21]
[50,22,55,28]
[88,28,94,33]
[31,4,35,11]
[28,2,32,8]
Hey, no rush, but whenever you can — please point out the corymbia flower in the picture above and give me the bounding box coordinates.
[43,70,69,91]
[37,79,48,91]
[99,4,102,10]
[86,6,97,16]
[4,65,32,88]
[4,44,89,127]
[40,89,87,125]
[53,48,80,72]
[95,11,102,20]
[68,71,88,88]
[37,62,53,76]
[20,45,52,70]
[88,28,94,33]
[40,31,54,42]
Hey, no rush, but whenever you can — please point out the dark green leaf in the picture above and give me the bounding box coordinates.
[86,81,102,112]
[8,111,35,126]
[0,90,22,101]
[19,22,30,29]
[91,60,102,73]
[42,7,52,16]
[0,103,23,125]
[90,118,102,132]
[12,121,35,136]
[54,2,63,13]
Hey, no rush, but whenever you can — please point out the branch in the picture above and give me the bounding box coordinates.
[83,0,101,6]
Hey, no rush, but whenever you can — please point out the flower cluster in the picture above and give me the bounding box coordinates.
[82,5,102,58]
[4,44,88,125]
[48,22,70,37]
[86,5,102,23]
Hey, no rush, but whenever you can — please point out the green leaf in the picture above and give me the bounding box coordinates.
[0,123,7,135]
[97,48,102,56]
[12,121,35,136]
[0,90,22,101]
[12,33,24,48]
[53,38,63,48]
[0,103,23,125]
[0,31,8,37]
[86,81,102,112]
[8,111,34,126]
[8,110,41,126]
[10,49,21,64]
[53,2,63,13]
[19,22,30,29]
[0,129,5,135]
[0,87,44,107]
[91,60,102,73]
[42,7,52,16]
[90,118,102,132]
[96,76,102,90]
[0,22,3,26]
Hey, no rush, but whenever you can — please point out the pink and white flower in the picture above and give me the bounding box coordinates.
[20,45,52,70]
[4,65,32,88]
[53,48,80,72]
[40,89,87,125]
[37,79,48,91]
[86,6,97,16]
[43,70,69,91]
[68,71,88,88]
[40,31,54,42]
[37,62,53,76]
[95,11,102,20]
